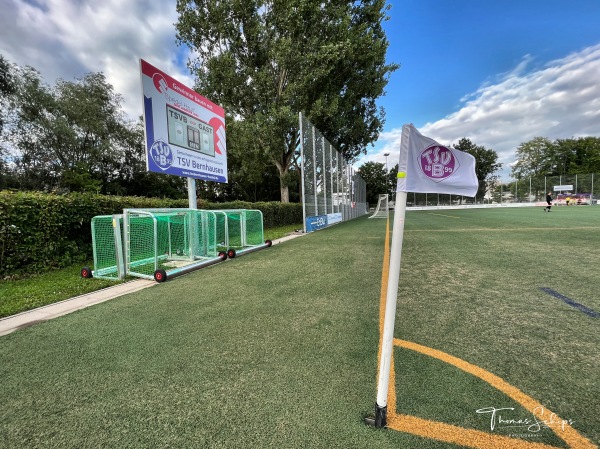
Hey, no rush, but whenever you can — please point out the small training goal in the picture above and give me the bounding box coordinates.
[82,208,271,283]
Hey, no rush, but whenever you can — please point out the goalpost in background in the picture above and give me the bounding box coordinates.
[369,194,389,219]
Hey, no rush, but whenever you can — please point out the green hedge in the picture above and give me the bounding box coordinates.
[0,191,302,278]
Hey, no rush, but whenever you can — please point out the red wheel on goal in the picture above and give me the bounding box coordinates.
[154,269,167,283]
[218,251,228,260]
[265,240,272,247]
[81,266,93,278]
[227,249,237,259]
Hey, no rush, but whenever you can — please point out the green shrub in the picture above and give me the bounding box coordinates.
[0,191,302,278]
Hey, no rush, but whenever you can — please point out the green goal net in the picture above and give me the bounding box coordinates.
[90,215,125,280]
[125,208,220,280]
[215,209,264,248]
[87,208,266,282]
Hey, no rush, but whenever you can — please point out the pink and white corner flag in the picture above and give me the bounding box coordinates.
[396,124,478,196]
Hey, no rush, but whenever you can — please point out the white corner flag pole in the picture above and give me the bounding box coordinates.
[374,186,408,427]
[370,123,478,427]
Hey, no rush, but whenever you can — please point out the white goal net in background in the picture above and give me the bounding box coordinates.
[369,194,389,219]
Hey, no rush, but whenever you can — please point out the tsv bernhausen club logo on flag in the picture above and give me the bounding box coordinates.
[419,145,458,181]
[397,124,478,196]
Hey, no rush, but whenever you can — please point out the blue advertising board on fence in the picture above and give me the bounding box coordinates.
[305,215,328,232]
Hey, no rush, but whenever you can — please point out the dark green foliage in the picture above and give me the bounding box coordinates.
[511,136,600,178]
[0,191,302,278]
[453,137,502,201]
[0,55,16,133]
[357,161,389,206]
[205,200,302,228]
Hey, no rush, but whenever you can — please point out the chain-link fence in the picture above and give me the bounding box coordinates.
[299,113,367,232]
[403,174,600,207]
[490,174,600,205]
[405,193,477,207]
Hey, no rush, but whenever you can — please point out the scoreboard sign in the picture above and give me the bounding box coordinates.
[140,59,227,183]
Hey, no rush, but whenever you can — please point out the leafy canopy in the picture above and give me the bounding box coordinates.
[453,137,502,199]
[176,0,398,201]
[357,161,388,206]
[511,136,600,179]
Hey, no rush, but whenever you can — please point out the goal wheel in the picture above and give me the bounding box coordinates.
[154,269,167,283]
[81,266,93,278]
[265,239,272,247]
[227,249,237,259]
[218,251,228,260]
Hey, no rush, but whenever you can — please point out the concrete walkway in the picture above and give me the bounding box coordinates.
[0,232,305,337]
[0,279,155,336]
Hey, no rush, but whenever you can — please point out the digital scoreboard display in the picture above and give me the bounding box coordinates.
[166,105,215,157]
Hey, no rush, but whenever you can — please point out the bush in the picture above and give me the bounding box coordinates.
[0,191,302,278]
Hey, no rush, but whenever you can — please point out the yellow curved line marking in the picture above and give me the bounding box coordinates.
[377,216,597,449]
[387,413,563,449]
[390,339,597,449]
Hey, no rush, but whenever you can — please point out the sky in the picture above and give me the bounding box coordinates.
[1,0,600,181]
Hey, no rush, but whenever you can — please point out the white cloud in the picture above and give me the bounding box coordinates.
[0,0,193,119]
[363,44,600,180]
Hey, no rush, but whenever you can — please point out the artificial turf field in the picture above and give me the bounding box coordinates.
[0,206,598,448]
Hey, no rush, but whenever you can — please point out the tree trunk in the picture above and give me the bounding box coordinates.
[280,183,290,203]
[274,149,294,203]
[279,165,290,203]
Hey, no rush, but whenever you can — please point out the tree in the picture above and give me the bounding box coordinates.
[0,55,18,188]
[5,68,138,192]
[0,55,16,131]
[512,136,600,179]
[3,64,55,189]
[175,0,398,202]
[553,137,600,175]
[510,137,555,179]
[453,138,502,201]
[387,163,398,202]
[357,161,388,206]
[217,116,288,202]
